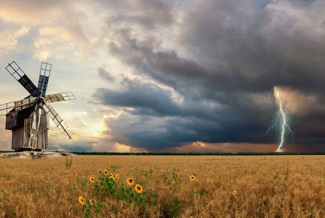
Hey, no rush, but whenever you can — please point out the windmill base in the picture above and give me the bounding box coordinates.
[0,151,76,159]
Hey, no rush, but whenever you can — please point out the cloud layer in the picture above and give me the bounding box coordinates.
[92,0,325,151]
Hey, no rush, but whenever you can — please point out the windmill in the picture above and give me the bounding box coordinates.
[0,61,76,151]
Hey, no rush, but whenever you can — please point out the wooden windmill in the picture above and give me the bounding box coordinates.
[0,61,76,151]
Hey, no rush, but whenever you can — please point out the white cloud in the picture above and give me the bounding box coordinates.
[0,27,30,54]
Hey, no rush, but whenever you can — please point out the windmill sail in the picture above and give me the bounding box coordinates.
[14,97,37,111]
[38,62,52,97]
[0,97,37,115]
[6,61,41,97]
[0,101,15,116]
[45,92,76,103]
[43,102,72,139]
[0,92,76,116]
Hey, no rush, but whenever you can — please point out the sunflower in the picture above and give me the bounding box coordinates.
[78,196,85,205]
[232,190,237,196]
[74,175,78,178]
[109,175,115,181]
[103,169,109,176]
[89,199,94,206]
[172,180,176,185]
[109,162,113,166]
[115,174,120,179]
[134,184,143,193]
[190,175,195,181]
[89,176,95,183]
[126,178,134,186]
[66,181,70,185]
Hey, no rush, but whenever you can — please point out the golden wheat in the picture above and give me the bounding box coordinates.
[0,155,324,217]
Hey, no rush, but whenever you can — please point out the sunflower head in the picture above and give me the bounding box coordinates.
[89,177,95,183]
[109,162,113,166]
[232,190,237,196]
[89,199,94,206]
[190,175,195,181]
[172,180,176,185]
[78,196,85,205]
[115,174,120,179]
[74,175,78,178]
[103,169,109,176]
[134,184,143,193]
[126,178,134,186]
[109,175,115,181]
[66,181,70,185]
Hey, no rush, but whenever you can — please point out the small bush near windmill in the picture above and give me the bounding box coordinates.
[1,155,325,217]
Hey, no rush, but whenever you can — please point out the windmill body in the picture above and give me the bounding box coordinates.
[5,102,48,151]
[0,61,75,151]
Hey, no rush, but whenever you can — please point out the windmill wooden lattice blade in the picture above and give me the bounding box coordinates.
[38,62,52,97]
[0,97,37,116]
[0,102,15,116]
[45,92,76,103]
[43,102,72,139]
[6,61,41,97]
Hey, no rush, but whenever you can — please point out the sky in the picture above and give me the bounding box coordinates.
[0,0,325,153]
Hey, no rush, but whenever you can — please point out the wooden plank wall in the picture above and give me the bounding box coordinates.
[37,108,48,150]
[9,106,49,150]
[11,127,24,149]
[5,111,18,130]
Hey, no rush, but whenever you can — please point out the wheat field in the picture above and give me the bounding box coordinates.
[0,155,325,218]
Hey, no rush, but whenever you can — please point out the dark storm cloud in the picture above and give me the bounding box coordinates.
[321,21,325,30]
[93,78,274,123]
[105,113,275,151]
[102,0,174,29]
[93,0,325,151]
[98,66,115,82]
[93,79,276,151]
[93,81,181,117]
[172,2,325,95]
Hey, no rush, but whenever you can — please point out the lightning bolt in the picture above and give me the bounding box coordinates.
[265,88,293,152]
[276,91,286,151]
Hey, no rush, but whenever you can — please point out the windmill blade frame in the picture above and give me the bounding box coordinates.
[43,102,72,139]
[5,61,41,97]
[45,92,76,103]
[0,96,38,116]
[0,101,15,116]
[38,62,52,97]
